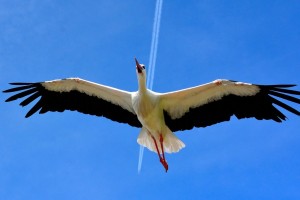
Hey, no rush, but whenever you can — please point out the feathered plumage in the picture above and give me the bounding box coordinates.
[3,59,300,172]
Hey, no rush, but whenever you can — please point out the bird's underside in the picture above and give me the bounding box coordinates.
[3,59,300,172]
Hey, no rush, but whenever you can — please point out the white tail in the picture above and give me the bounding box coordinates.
[137,127,185,153]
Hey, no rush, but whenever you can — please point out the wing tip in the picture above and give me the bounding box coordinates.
[5,97,14,102]
[259,84,298,89]
[9,82,37,85]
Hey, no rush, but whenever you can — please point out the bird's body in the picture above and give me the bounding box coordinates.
[3,58,300,172]
[133,90,163,139]
[132,89,185,154]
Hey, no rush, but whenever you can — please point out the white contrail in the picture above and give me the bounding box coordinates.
[147,0,163,89]
[138,0,163,174]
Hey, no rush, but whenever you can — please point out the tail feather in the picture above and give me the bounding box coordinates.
[163,131,185,153]
[137,127,185,153]
[137,128,156,152]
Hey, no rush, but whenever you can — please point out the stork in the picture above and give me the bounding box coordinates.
[3,58,300,172]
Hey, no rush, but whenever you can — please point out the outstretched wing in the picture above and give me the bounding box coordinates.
[160,79,300,132]
[3,78,142,127]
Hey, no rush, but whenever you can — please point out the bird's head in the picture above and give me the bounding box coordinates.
[135,58,146,76]
[135,58,147,91]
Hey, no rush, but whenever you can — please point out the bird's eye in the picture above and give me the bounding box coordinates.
[142,66,145,69]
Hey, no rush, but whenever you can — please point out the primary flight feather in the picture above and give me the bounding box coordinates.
[3,58,300,172]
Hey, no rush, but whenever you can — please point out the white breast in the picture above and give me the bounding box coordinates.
[132,90,164,134]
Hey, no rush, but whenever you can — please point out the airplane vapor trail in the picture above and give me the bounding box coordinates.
[138,0,163,173]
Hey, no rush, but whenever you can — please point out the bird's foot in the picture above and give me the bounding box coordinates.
[160,157,168,172]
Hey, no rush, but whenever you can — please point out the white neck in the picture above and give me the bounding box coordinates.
[137,73,147,93]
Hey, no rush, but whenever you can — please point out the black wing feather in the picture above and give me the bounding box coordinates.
[269,87,300,95]
[3,82,142,128]
[20,92,41,106]
[164,84,300,132]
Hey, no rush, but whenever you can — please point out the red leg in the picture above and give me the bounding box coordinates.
[159,134,168,172]
[151,136,162,159]
[151,135,168,172]
[159,134,166,161]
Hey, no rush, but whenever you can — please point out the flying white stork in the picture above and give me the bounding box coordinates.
[3,58,300,172]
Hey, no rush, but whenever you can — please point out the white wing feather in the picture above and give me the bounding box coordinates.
[160,79,260,119]
[42,78,135,114]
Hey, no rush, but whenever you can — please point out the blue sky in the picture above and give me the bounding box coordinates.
[1,0,300,199]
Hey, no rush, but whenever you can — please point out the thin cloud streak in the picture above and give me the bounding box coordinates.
[138,0,163,173]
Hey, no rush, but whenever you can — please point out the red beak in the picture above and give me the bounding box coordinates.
[135,58,143,73]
